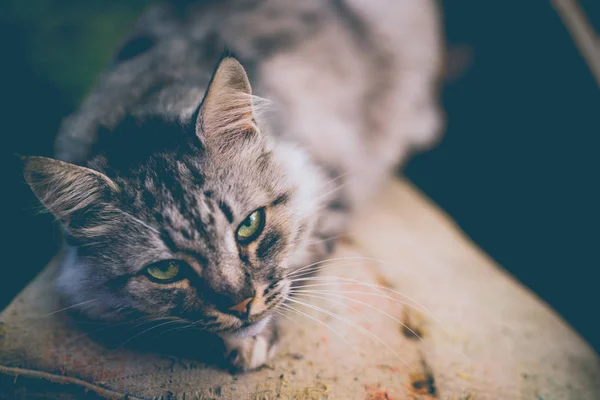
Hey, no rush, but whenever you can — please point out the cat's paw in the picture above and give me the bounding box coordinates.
[225,335,277,371]
[222,325,279,372]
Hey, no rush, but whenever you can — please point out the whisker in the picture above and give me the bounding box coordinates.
[290,261,371,279]
[288,256,416,279]
[314,177,354,204]
[304,234,346,247]
[63,315,152,346]
[129,314,173,328]
[112,208,160,235]
[279,303,356,350]
[291,277,425,312]
[285,298,415,373]
[115,319,185,349]
[273,309,302,327]
[291,291,424,343]
[288,256,395,278]
[291,280,449,336]
[289,256,451,338]
[287,258,448,332]
[76,241,104,248]
[319,170,353,191]
[147,319,203,340]
[288,290,472,367]
[36,298,100,319]
[293,285,418,308]
[289,292,379,326]
[151,318,211,337]
[300,264,406,282]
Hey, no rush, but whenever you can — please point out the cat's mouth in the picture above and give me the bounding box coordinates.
[218,280,289,336]
[216,309,275,337]
[228,315,272,338]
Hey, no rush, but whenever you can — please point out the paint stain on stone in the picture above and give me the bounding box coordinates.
[401,308,426,340]
[375,364,402,373]
[287,352,305,360]
[375,273,395,289]
[409,358,438,398]
[365,384,396,400]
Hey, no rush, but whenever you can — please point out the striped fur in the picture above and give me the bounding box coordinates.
[24,0,443,370]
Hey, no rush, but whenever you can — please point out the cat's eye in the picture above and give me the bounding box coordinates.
[236,208,265,244]
[145,260,184,283]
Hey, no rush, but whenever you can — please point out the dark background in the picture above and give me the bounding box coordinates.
[1,1,599,352]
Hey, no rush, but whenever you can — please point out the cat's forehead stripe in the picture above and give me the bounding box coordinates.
[159,230,178,253]
[271,192,290,207]
[186,161,205,187]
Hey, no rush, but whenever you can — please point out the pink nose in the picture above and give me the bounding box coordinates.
[228,297,254,317]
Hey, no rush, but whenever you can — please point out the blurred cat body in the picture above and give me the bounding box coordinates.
[24,0,443,370]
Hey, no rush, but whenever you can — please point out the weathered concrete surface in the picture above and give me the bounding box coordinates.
[1,179,599,399]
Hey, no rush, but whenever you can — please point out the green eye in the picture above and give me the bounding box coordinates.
[236,208,265,244]
[146,260,182,283]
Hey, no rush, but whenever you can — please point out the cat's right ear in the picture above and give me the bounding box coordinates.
[195,57,259,150]
[23,156,119,236]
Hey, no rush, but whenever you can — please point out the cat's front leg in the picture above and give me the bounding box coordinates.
[221,320,280,372]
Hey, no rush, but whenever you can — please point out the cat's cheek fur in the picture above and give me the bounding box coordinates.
[55,248,122,321]
[125,277,190,316]
[271,141,326,261]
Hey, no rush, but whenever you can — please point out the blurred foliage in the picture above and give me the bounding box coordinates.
[0,0,153,106]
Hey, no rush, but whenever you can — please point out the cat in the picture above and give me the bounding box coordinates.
[23,0,443,371]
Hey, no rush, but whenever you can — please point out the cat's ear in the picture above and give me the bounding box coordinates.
[195,57,258,147]
[23,156,119,237]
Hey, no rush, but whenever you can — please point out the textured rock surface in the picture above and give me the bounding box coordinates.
[1,179,599,399]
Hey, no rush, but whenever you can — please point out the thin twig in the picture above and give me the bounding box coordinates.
[551,0,600,86]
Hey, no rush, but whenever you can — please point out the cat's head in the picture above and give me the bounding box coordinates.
[23,57,322,336]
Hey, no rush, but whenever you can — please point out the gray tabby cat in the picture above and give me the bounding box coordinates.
[23,0,443,370]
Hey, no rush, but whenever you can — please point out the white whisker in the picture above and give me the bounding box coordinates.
[36,298,99,319]
[290,292,379,327]
[279,303,355,350]
[285,298,414,373]
[288,256,403,278]
[113,208,160,234]
[152,318,210,336]
[115,319,184,349]
[291,280,449,336]
[63,315,149,346]
[273,309,302,327]
[319,170,353,191]
[291,291,424,343]
[314,177,354,204]
[304,234,345,247]
[287,257,449,332]
[292,276,424,312]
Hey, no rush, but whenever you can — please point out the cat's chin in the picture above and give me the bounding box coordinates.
[224,315,272,339]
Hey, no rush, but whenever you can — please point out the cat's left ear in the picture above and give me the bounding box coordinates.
[22,156,120,238]
[195,57,258,148]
